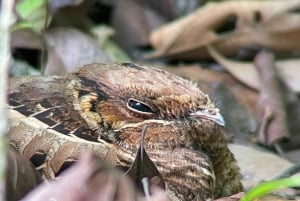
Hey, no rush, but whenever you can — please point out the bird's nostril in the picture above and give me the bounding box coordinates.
[208,109,215,114]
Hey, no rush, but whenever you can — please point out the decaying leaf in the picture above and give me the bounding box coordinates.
[44,28,111,75]
[11,29,43,50]
[21,153,137,201]
[112,0,156,51]
[112,0,196,52]
[147,0,300,60]
[21,152,170,201]
[11,27,113,76]
[208,46,300,93]
[6,147,42,201]
[49,0,85,12]
[255,51,290,146]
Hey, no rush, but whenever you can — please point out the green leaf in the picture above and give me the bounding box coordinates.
[241,175,300,201]
[15,0,49,33]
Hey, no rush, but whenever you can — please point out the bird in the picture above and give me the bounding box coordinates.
[7,63,242,201]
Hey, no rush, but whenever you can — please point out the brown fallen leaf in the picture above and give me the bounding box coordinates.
[147,0,300,60]
[255,51,300,151]
[6,147,42,201]
[208,46,300,93]
[14,28,112,76]
[111,0,169,52]
[49,0,86,12]
[111,0,199,52]
[255,51,290,146]
[21,152,170,201]
[44,28,111,75]
[11,29,43,50]
[21,152,137,201]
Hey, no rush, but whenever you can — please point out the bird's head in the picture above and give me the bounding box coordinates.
[74,63,225,150]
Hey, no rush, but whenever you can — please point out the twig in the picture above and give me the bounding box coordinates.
[0,0,16,200]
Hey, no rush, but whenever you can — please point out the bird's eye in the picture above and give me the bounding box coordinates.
[127,98,153,114]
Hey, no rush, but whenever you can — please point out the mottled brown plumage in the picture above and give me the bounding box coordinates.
[8,63,242,200]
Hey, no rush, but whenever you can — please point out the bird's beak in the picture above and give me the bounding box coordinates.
[189,109,225,127]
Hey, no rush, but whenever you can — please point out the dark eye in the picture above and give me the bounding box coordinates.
[127,98,153,114]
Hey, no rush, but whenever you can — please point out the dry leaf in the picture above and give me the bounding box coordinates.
[50,0,85,12]
[208,46,300,93]
[6,147,42,201]
[11,29,43,50]
[112,0,164,51]
[44,28,111,75]
[255,51,290,146]
[21,152,170,201]
[111,0,200,52]
[21,153,138,201]
[148,0,300,60]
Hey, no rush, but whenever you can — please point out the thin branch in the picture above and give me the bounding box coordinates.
[0,0,16,200]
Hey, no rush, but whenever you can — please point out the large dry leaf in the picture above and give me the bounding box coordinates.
[111,0,200,52]
[6,147,42,201]
[208,46,300,93]
[44,28,111,75]
[148,0,300,60]
[11,29,43,50]
[12,28,112,76]
[210,48,300,148]
[255,51,290,146]
[21,153,137,201]
[112,0,164,51]
[50,0,85,12]
[21,153,170,201]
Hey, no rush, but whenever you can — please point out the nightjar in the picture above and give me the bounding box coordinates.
[8,63,242,201]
